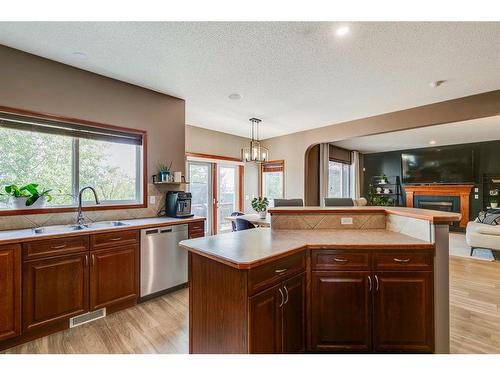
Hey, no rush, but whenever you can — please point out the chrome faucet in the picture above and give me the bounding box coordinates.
[76,186,100,227]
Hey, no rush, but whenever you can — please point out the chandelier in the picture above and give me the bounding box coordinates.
[241,118,269,163]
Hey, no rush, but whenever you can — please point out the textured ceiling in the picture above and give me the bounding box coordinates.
[333,115,500,153]
[0,22,499,139]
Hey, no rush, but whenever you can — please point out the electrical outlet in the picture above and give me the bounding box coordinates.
[149,195,156,205]
[474,194,479,199]
[341,217,353,225]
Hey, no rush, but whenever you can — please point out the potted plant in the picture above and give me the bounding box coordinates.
[252,197,269,219]
[157,161,173,182]
[2,184,53,208]
[491,197,498,208]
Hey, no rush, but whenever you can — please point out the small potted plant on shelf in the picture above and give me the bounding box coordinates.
[491,197,498,208]
[157,161,173,182]
[252,197,269,219]
[2,184,53,208]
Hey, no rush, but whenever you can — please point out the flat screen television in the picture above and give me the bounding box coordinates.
[401,146,474,184]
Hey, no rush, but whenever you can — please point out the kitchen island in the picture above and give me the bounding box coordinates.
[180,206,460,354]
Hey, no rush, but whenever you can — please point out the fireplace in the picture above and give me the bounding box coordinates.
[404,184,473,228]
[414,195,461,229]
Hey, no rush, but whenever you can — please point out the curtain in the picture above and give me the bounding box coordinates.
[350,150,361,199]
[319,143,330,207]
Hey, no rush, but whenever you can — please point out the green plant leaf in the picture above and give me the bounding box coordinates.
[25,193,40,206]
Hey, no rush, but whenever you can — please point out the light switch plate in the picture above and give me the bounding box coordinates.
[149,195,156,205]
[341,217,353,225]
[474,187,479,192]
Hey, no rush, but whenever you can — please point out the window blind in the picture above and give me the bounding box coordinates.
[262,161,284,173]
[0,111,143,146]
[329,145,351,164]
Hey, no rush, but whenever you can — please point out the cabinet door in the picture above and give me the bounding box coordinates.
[373,271,434,353]
[90,244,138,310]
[0,245,21,341]
[282,273,306,353]
[23,253,89,331]
[311,271,372,352]
[248,284,283,353]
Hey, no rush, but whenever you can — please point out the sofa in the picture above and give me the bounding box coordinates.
[466,220,500,256]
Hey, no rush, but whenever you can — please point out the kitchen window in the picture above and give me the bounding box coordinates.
[0,108,146,213]
[261,160,284,200]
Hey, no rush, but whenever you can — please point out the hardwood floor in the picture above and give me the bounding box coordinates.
[3,288,188,354]
[450,256,500,354]
[3,256,500,354]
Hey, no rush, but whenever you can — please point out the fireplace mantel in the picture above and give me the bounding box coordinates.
[404,184,473,228]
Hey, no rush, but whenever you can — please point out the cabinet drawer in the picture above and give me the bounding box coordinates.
[311,250,371,271]
[90,230,139,250]
[248,251,305,295]
[23,236,89,260]
[373,252,433,271]
[188,221,205,238]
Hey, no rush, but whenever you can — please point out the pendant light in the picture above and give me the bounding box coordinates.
[241,118,269,163]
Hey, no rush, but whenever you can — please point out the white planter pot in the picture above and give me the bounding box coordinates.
[258,211,267,219]
[491,203,498,208]
[11,196,47,209]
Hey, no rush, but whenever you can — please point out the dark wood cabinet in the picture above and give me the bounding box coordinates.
[90,244,139,310]
[311,271,372,352]
[248,272,306,354]
[281,273,306,353]
[0,245,21,341]
[248,284,282,353]
[373,271,434,353]
[23,253,89,331]
[188,220,205,239]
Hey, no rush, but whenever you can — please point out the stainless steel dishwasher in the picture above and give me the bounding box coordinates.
[140,224,188,299]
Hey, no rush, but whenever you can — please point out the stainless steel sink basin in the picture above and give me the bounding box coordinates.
[88,221,129,228]
[32,221,129,235]
[33,224,88,234]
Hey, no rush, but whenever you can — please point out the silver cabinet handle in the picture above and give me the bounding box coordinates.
[283,285,289,305]
[375,275,379,291]
[85,255,89,268]
[393,258,410,263]
[51,244,67,249]
[275,268,287,274]
[368,275,372,291]
[278,288,284,307]
[91,254,95,266]
[333,258,349,263]
[110,237,122,241]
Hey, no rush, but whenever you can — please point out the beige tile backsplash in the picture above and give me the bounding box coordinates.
[271,213,387,230]
[0,184,166,231]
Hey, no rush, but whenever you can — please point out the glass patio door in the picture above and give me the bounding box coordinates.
[187,161,212,235]
[216,164,239,233]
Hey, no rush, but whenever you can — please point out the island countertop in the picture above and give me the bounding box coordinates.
[180,228,434,269]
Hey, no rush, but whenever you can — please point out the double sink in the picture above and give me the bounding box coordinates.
[32,220,129,234]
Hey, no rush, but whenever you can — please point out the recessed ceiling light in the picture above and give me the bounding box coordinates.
[72,52,88,60]
[335,26,350,37]
[429,140,437,145]
[228,93,242,100]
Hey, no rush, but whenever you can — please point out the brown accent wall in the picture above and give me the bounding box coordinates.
[304,144,320,206]
[0,45,186,229]
[263,90,500,199]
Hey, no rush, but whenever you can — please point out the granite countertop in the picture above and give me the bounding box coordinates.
[180,228,434,269]
[0,216,205,245]
[268,206,462,223]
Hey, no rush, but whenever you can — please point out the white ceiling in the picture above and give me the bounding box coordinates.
[333,115,500,153]
[0,22,499,139]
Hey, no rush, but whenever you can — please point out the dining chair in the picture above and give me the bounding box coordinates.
[273,198,304,207]
[235,218,256,231]
[230,211,245,231]
[324,198,354,207]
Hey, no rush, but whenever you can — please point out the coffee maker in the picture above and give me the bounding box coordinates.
[165,191,194,218]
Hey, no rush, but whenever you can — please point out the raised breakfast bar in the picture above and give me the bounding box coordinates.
[180,206,461,354]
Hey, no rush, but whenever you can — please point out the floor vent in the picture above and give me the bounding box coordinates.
[69,308,106,328]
